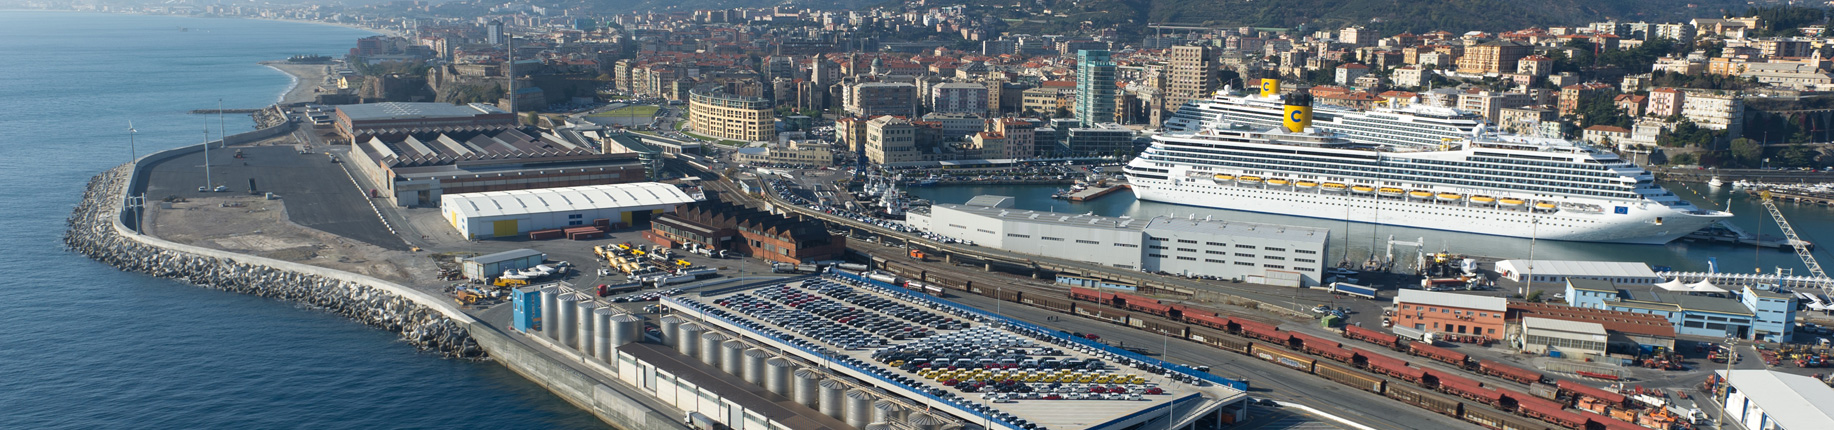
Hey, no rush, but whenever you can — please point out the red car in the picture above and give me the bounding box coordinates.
[1083,333,1101,340]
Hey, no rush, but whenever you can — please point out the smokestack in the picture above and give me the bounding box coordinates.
[1282,92,1313,133]
[1258,78,1280,98]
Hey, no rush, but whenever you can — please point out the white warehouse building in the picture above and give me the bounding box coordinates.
[441,183,697,239]
[909,196,1330,286]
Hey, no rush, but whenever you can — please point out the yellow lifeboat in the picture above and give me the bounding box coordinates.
[1436,193,1462,201]
[1266,179,1291,186]
[1212,174,1234,183]
[1322,182,1347,190]
[1499,198,1526,207]
[1470,196,1496,205]
[1377,187,1404,197]
[1295,181,1320,189]
[1350,185,1375,194]
[1237,176,1263,184]
[1534,202,1558,210]
[1407,190,1433,199]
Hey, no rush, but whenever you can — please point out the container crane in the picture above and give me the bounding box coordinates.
[1760,191,1832,297]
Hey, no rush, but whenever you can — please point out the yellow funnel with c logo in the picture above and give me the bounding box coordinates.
[1259,79,1280,97]
[1282,92,1313,133]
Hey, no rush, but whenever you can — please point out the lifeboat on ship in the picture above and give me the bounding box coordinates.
[1534,201,1559,212]
[1213,173,1234,184]
[1377,187,1404,197]
[1237,176,1263,186]
[1350,185,1375,194]
[1295,181,1320,190]
[1266,178,1291,188]
[1407,190,1433,200]
[1499,198,1526,208]
[1436,193,1462,202]
[1470,195,1496,205]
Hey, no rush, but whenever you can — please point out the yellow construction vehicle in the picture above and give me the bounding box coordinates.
[455,290,481,305]
[493,278,528,287]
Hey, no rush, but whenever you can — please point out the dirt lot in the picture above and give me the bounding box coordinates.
[145,193,438,284]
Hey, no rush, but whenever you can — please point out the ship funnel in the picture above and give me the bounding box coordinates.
[1258,78,1280,98]
[1283,92,1313,133]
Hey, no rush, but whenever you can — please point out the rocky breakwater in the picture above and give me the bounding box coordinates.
[65,166,482,358]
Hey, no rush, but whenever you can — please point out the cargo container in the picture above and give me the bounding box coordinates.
[512,287,541,332]
[1345,324,1402,349]
[1480,360,1545,385]
[1314,362,1385,393]
[1528,383,1559,400]
[1410,342,1472,368]
[1556,380,1625,407]
[1387,383,1462,417]
[1252,342,1316,372]
[1192,328,1251,354]
[528,229,566,240]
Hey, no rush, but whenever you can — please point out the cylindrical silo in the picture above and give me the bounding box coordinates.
[844,390,875,429]
[863,424,895,430]
[765,358,794,396]
[818,380,847,419]
[743,349,770,385]
[793,369,823,408]
[538,287,560,338]
[555,295,581,347]
[609,313,642,347]
[592,308,614,360]
[575,301,597,352]
[658,315,685,348]
[676,324,705,357]
[720,340,746,375]
[872,400,906,424]
[698,332,728,367]
[907,413,943,430]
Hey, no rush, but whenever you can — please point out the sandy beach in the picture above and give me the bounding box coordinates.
[261,60,337,105]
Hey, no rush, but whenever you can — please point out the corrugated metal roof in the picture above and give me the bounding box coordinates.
[1494,260,1658,279]
[1716,370,1834,429]
[337,102,504,121]
[1522,317,1606,335]
[1144,217,1329,243]
[443,183,694,219]
[1396,290,1508,312]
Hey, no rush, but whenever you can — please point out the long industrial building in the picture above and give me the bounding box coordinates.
[441,183,697,239]
[1716,369,1834,430]
[334,102,518,143]
[907,196,1329,286]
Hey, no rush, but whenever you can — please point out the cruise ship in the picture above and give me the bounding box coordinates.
[1164,84,1484,149]
[1124,91,1730,244]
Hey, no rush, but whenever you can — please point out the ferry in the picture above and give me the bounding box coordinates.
[1124,89,1731,244]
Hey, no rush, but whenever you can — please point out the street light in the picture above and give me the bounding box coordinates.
[1524,217,1539,298]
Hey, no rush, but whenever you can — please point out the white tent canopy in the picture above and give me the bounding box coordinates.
[1685,279,1729,294]
[1654,279,1689,292]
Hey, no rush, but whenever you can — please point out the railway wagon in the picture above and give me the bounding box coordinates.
[1479,360,1545,385]
[1307,341,1357,363]
[1577,411,1645,430]
[1019,295,1075,313]
[1387,383,1463,417]
[1313,361,1386,393]
[1069,287,1115,304]
[1515,396,1583,429]
[1184,312,1231,331]
[1191,327,1252,354]
[1251,342,1317,372]
[1362,352,1425,383]
[1075,306,1130,326]
[1437,374,1505,409]
[995,288,1023,303]
[1142,319,1190,338]
[1344,324,1402,349]
[1555,380,1626,408]
[1236,320,1287,343]
[1410,342,1473,369]
[1461,404,1557,430]
[1287,332,1338,351]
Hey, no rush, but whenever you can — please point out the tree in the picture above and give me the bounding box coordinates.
[1730,138,1763,166]
[1526,290,1543,303]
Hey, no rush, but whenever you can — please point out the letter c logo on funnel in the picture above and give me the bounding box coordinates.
[1290,110,1305,123]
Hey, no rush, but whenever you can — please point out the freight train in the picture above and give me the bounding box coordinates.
[849,265,1667,430]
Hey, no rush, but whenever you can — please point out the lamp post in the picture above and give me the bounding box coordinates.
[1524,217,1539,298]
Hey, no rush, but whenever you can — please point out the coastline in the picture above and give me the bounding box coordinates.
[261,60,336,105]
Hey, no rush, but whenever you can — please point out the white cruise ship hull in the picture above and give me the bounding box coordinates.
[1128,175,1719,245]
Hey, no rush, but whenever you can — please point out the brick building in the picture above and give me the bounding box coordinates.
[1394,290,1509,339]
[648,201,845,264]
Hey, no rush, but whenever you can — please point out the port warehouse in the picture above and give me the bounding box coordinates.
[440,183,696,239]
[1494,260,1664,284]
[906,197,1329,287]
[1564,278,1798,342]
[862,256,1696,430]
[512,274,1248,430]
[461,248,546,281]
[348,126,651,208]
[332,102,517,144]
[1715,369,1834,430]
[646,200,848,265]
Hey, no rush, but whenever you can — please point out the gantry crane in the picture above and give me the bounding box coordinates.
[1760,191,1831,296]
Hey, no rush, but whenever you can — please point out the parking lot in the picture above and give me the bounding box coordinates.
[140,144,406,250]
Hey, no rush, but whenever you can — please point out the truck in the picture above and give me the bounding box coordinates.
[770,262,821,274]
[1329,282,1377,299]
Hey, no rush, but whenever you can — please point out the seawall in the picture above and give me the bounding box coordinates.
[64,116,686,430]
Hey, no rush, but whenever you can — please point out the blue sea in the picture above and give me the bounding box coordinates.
[0,11,602,429]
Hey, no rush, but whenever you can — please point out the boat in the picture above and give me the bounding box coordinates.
[1436,193,1462,202]
[1266,179,1291,187]
[1470,196,1496,205]
[915,175,940,187]
[1123,86,1730,244]
[1164,84,1489,149]
[1212,174,1235,184]
[1296,181,1320,189]
[1708,176,1725,187]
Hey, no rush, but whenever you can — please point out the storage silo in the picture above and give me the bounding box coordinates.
[676,324,705,357]
[609,313,642,348]
[698,332,728,367]
[591,308,614,360]
[575,301,597,352]
[538,286,560,338]
[720,341,746,375]
[554,295,580,347]
[742,348,770,385]
[765,358,794,396]
[818,380,847,419]
[843,390,875,429]
[658,315,684,348]
[863,424,895,430]
[906,413,943,430]
[872,399,906,424]
[793,369,823,408]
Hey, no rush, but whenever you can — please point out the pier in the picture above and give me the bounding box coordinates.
[190,108,264,114]
[1062,183,1129,202]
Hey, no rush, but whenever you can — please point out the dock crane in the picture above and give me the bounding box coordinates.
[1760,191,1832,297]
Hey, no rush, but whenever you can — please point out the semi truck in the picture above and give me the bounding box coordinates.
[1329,282,1378,299]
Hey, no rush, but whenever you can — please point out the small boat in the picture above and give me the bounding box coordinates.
[1499,198,1525,207]
[1377,187,1404,197]
[1708,176,1725,187]
[1350,185,1375,194]
[1237,176,1263,186]
[1470,196,1496,205]
[1435,193,1462,201]
[1534,202,1558,211]
[1296,181,1320,189]
[1213,173,1235,184]
[1407,190,1433,199]
[1266,179,1291,187]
